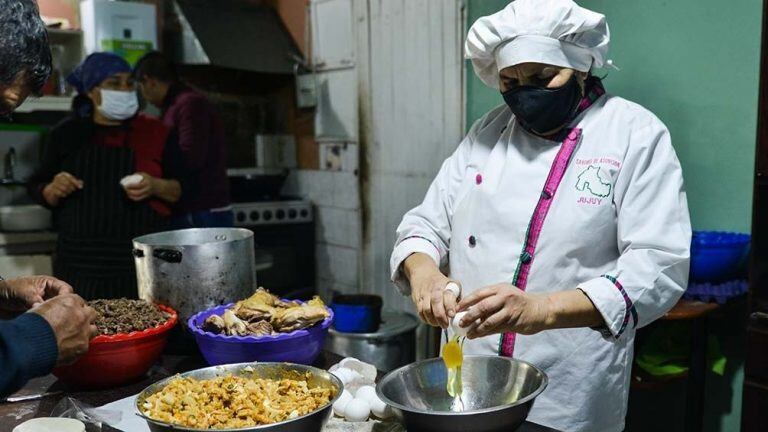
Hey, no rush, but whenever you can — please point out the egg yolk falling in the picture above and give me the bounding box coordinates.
[442,334,463,398]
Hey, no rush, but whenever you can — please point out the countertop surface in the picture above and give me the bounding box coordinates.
[0,231,56,246]
[0,351,560,432]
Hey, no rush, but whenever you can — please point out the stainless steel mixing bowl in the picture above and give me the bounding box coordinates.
[135,362,342,432]
[376,355,547,432]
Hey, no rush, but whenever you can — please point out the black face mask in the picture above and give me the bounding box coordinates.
[501,74,583,136]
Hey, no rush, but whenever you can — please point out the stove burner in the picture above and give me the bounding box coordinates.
[232,200,312,226]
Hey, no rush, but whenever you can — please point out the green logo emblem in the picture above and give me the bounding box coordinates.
[576,165,612,197]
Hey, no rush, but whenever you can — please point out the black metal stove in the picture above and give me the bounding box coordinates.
[228,169,315,300]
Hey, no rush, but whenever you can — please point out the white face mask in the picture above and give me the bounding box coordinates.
[97,89,138,121]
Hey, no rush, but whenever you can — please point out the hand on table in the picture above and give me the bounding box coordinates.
[123,172,156,201]
[30,293,98,366]
[42,171,83,206]
[457,283,551,339]
[0,275,73,312]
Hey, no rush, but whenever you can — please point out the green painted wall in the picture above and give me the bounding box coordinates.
[465,1,762,431]
[466,0,762,234]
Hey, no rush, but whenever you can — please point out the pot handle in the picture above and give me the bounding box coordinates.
[132,249,144,258]
[152,248,183,263]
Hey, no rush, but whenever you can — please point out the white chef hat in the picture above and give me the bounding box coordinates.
[465,0,610,89]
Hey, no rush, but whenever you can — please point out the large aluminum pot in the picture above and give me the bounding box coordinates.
[133,228,256,323]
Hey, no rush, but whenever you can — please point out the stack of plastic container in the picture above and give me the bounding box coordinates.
[684,231,750,303]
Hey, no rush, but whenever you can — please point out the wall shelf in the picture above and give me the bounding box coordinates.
[15,96,74,113]
[47,28,83,41]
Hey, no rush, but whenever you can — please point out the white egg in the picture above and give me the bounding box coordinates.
[450,311,469,337]
[339,358,377,383]
[354,385,377,403]
[344,398,371,422]
[331,367,358,385]
[369,394,392,419]
[332,389,353,417]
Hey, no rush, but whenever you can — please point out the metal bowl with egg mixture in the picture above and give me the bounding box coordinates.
[376,355,547,432]
[135,362,343,432]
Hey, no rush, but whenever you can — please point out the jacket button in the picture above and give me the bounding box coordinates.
[468,235,477,247]
[476,174,483,185]
[520,251,532,263]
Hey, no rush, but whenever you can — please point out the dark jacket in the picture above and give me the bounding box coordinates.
[0,313,58,397]
[161,84,230,214]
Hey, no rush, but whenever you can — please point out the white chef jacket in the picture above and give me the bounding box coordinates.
[390,94,691,432]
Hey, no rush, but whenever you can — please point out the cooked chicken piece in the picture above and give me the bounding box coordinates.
[223,310,249,336]
[275,299,302,308]
[200,288,330,335]
[271,305,330,332]
[233,301,274,322]
[202,315,226,334]
[233,287,283,322]
[306,296,325,308]
[241,287,280,308]
[247,320,274,336]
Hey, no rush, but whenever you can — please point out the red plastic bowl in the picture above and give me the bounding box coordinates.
[53,304,178,389]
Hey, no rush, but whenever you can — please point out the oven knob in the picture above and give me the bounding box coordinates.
[288,209,297,219]
[300,209,309,218]
[276,209,286,220]
[236,212,246,223]
[250,211,260,221]
[263,210,273,221]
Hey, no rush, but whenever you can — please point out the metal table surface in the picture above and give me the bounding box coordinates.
[0,351,561,432]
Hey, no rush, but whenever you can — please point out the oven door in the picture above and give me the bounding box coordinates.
[250,221,315,300]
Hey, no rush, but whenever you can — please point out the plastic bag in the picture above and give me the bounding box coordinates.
[50,397,123,431]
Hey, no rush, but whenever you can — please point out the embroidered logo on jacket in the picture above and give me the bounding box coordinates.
[576,165,612,198]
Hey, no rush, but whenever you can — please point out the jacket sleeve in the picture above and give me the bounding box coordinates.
[389,120,485,296]
[175,97,211,173]
[26,127,65,207]
[578,120,692,340]
[162,130,197,198]
[0,313,58,397]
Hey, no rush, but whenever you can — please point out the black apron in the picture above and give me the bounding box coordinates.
[54,127,164,300]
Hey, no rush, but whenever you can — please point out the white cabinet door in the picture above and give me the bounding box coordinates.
[311,0,355,71]
[315,69,358,142]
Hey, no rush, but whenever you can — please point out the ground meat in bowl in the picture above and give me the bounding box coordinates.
[89,299,171,335]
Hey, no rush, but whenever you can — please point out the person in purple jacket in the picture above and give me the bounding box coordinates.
[0,0,96,397]
[134,52,233,229]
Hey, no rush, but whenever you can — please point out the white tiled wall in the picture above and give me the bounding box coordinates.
[283,169,360,210]
[316,243,359,287]
[283,168,362,300]
[316,206,361,249]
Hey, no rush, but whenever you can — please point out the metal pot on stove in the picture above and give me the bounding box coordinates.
[133,228,257,323]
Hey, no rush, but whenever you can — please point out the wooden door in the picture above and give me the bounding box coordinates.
[744,0,768,430]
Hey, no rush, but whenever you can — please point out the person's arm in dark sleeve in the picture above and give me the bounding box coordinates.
[27,127,64,207]
[176,98,211,172]
[162,130,198,200]
[0,313,58,397]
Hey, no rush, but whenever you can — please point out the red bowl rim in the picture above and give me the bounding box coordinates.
[90,304,178,344]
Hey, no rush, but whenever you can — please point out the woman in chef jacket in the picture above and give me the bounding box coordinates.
[390,1,691,431]
[28,53,182,300]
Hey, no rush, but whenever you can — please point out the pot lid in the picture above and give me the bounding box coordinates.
[329,311,419,339]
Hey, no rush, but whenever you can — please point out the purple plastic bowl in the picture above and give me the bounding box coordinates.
[187,303,334,366]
